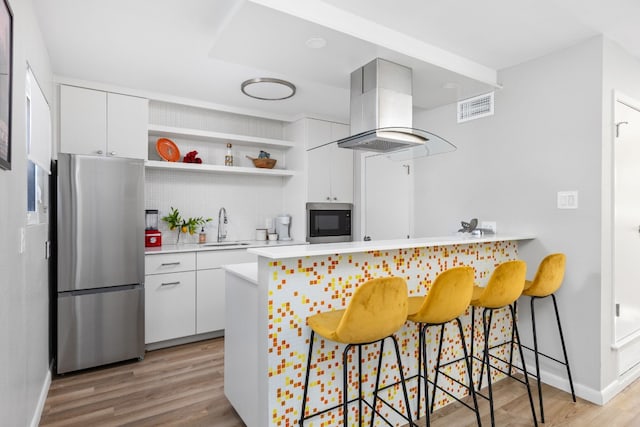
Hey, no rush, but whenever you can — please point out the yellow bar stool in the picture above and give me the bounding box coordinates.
[510,253,576,423]
[406,266,481,427]
[299,276,415,426]
[469,260,538,427]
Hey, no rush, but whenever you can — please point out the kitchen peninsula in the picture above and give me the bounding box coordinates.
[224,234,535,426]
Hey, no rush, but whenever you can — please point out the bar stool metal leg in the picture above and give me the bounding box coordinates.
[358,345,363,426]
[510,304,538,427]
[416,323,425,419]
[478,309,494,391]
[456,318,482,427]
[530,294,577,423]
[482,308,496,427]
[390,335,415,427]
[343,343,351,426]
[300,331,315,427]
[419,324,431,427]
[429,324,446,414]
[551,294,576,402]
[508,301,517,376]
[530,297,544,423]
[370,340,385,427]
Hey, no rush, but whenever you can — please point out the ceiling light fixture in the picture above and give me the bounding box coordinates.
[305,37,327,49]
[241,78,296,101]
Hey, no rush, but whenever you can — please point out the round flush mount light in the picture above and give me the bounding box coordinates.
[241,78,296,101]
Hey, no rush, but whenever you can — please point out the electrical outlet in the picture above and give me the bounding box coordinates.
[480,221,497,234]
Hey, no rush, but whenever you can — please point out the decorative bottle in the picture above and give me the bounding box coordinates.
[225,143,234,166]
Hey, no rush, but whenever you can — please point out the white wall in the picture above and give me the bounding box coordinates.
[145,169,288,243]
[599,37,640,398]
[412,37,604,397]
[145,102,299,243]
[0,0,53,425]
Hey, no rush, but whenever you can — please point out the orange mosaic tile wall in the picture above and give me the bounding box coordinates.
[266,241,520,426]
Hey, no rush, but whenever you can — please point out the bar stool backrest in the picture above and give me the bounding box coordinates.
[409,266,475,324]
[475,260,527,308]
[336,277,408,344]
[524,253,566,297]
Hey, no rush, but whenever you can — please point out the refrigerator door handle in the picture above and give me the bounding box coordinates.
[63,284,142,297]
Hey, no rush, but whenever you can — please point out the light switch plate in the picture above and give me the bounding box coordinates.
[557,191,578,209]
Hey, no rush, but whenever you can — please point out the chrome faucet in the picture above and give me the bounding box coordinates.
[217,207,228,242]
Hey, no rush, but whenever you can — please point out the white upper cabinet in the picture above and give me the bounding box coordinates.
[306,119,353,203]
[59,85,148,160]
[107,92,149,159]
[60,85,107,155]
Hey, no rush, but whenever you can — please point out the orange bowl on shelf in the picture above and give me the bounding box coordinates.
[156,138,180,162]
[246,156,277,169]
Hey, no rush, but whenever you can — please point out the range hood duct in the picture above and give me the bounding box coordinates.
[335,58,456,157]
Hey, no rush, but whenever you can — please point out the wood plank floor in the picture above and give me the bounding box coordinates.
[40,338,640,426]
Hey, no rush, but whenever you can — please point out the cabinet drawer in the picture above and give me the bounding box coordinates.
[145,271,196,343]
[145,252,196,274]
[196,249,256,270]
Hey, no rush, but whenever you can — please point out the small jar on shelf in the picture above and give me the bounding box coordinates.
[225,143,234,166]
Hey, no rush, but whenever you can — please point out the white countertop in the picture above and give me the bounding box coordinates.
[223,262,258,284]
[145,239,307,255]
[248,233,535,259]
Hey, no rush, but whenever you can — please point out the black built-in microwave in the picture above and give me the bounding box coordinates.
[306,202,353,243]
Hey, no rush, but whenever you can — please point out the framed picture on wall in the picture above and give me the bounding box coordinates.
[0,0,12,171]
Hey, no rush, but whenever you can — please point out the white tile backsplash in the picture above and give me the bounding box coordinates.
[145,169,290,244]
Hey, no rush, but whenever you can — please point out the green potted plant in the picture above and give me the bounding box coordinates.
[162,207,212,244]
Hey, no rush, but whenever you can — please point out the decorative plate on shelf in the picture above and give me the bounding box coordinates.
[156,138,180,162]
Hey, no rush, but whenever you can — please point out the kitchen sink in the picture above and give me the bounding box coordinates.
[202,242,251,247]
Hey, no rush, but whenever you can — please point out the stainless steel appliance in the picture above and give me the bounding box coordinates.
[56,153,145,374]
[306,203,353,243]
[332,58,456,157]
[275,215,291,241]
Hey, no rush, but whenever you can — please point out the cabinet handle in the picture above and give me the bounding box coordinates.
[161,281,180,287]
[96,150,104,155]
[326,196,331,200]
[109,151,116,156]
[333,197,337,201]
[160,262,181,266]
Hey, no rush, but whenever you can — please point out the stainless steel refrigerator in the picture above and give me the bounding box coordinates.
[56,153,145,374]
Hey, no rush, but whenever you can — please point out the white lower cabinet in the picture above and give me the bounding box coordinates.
[145,271,196,343]
[196,269,225,334]
[195,249,256,334]
[145,249,256,344]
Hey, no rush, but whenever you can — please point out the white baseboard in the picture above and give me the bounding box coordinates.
[30,368,51,427]
[534,367,603,404]
[600,362,640,405]
[531,362,640,406]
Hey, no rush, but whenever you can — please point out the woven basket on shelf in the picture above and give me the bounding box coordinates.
[246,156,277,169]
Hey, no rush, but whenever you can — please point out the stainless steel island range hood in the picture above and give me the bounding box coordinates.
[336,58,456,157]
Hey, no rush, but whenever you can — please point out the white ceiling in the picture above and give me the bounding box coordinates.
[33,0,640,123]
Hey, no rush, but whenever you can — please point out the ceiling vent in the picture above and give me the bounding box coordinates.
[457,92,494,123]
